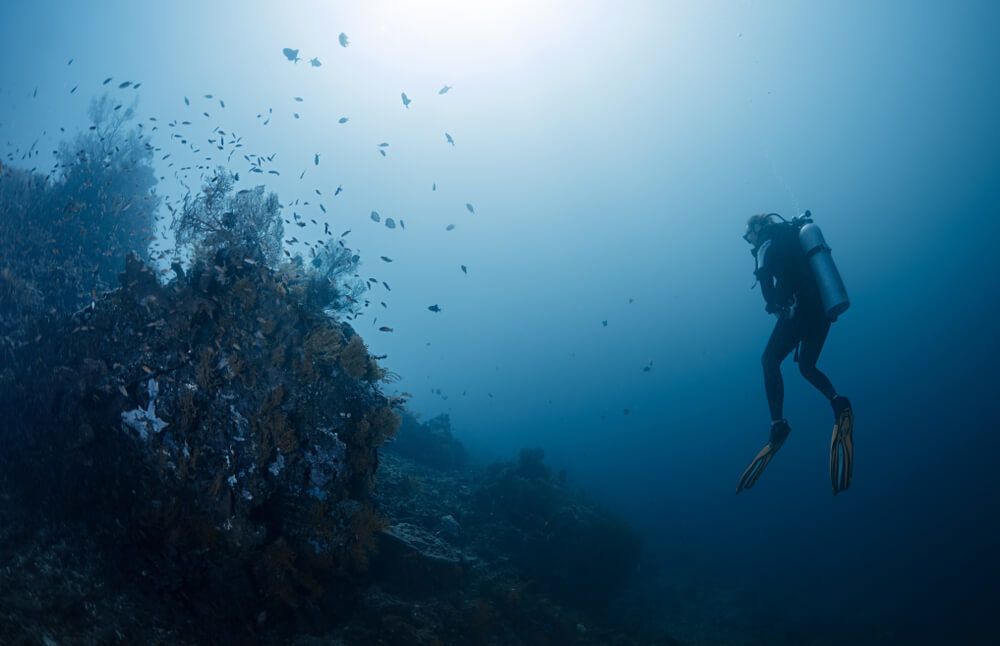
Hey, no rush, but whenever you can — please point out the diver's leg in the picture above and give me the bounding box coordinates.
[796,318,837,401]
[761,316,798,422]
[797,317,854,493]
[740,318,798,493]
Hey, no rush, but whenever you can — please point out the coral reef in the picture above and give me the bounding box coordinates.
[388,411,468,470]
[0,250,396,636]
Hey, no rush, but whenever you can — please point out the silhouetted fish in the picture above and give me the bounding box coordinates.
[338,117,348,124]
[438,85,452,95]
[309,57,322,67]
[283,47,300,62]
[445,133,454,146]
[401,92,411,108]
[466,203,475,214]
[428,304,441,312]
[338,33,349,47]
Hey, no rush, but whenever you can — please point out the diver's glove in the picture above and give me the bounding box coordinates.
[737,419,791,493]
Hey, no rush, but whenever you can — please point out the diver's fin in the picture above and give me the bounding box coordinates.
[737,420,791,494]
[830,397,853,495]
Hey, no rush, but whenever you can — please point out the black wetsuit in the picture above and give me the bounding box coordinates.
[754,224,837,421]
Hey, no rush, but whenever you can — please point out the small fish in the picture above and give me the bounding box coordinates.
[338,33,349,47]
[384,218,396,229]
[118,81,131,89]
[438,85,452,95]
[446,224,456,231]
[401,92,411,108]
[102,77,112,85]
[220,99,225,108]
[602,320,608,327]
[70,85,78,94]
[460,265,467,274]
[623,408,631,416]
[309,57,322,67]
[314,153,320,165]
[466,203,475,214]
[379,326,393,332]
[378,149,386,157]
[371,211,380,222]
[283,47,300,62]
[445,133,454,146]
[427,304,441,312]
[67,58,73,65]
[293,113,300,119]
[334,185,343,195]
[380,255,392,262]
[184,96,190,105]
[294,96,303,102]
[432,183,436,191]
[338,117,349,124]
[379,142,390,147]
[204,94,213,98]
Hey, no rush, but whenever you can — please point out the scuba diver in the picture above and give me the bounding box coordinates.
[737,211,854,495]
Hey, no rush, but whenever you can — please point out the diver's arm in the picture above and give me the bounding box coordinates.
[754,239,784,314]
[758,272,782,314]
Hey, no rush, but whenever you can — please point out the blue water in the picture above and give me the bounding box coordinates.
[2,1,998,641]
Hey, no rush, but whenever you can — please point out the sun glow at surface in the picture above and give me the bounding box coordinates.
[347,0,574,82]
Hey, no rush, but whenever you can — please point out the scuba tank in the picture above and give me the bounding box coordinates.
[792,210,850,321]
